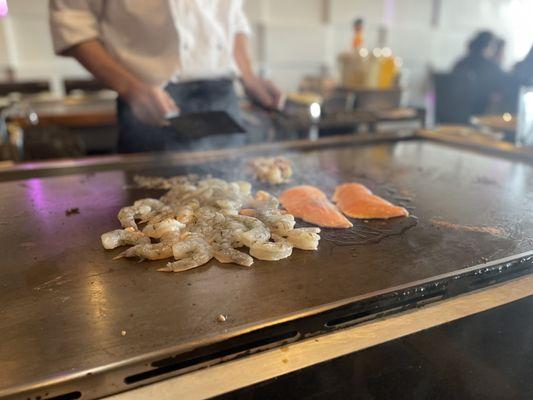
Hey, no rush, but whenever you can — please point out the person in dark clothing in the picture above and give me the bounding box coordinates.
[493,38,506,67]
[452,31,511,114]
[512,44,533,87]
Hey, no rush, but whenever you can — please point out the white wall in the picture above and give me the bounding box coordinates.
[245,0,533,105]
[0,0,532,103]
[0,0,88,93]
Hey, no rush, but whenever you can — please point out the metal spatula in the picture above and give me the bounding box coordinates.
[166,111,247,139]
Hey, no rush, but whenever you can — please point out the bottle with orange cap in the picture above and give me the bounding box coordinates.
[352,18,364,50]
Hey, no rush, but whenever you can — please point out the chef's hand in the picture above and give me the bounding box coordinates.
[242,75,284,110]
[123,82,179,126]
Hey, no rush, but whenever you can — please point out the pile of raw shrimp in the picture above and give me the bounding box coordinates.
[101,177,321,272]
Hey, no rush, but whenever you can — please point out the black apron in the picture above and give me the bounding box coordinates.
[116,78,244,153]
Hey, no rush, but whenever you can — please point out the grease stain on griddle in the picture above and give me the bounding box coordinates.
[474,175,500,187]
[65,207,80,216]
[430,218,507,238]
[320,215,418,246]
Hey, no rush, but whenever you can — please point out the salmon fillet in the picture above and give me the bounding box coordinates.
[279,185,353,228]
[333,183,409,219]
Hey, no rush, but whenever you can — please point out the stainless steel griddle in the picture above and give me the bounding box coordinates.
[1,133,533,400]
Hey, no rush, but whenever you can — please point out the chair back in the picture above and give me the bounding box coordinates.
[433,72,477,124]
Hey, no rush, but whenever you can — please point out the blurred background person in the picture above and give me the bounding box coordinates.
[493,37,506,67]
[452,31,511,114]
[512,44,533,87]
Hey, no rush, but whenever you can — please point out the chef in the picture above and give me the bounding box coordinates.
[49,0,282,153]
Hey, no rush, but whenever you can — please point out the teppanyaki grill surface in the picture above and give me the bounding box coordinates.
[1,139,533,399]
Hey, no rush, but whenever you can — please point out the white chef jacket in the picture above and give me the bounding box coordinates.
[49,0,252,86]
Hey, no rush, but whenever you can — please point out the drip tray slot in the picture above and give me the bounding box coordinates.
[325,290,446,329]
[125,330,299,385]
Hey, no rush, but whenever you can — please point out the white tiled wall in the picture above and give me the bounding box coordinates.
[0,0,531,103]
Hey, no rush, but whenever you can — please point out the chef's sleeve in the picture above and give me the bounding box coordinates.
[234,0,252,36]
[49,0,103,55]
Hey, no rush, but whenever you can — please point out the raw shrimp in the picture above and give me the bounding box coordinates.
[212,216,250,249]
[258,212,295,236]
[115,242,174,261]
[141,210,173,225]
[161,182,197,203]
[286,227,321,250]
[115,231,181,260]
[235,181,252,196]
[134,198,166,211]
[101,228,151,249]
[140,205,174,225]
[216,199,242,215]
[117,204,151,230]
[159,236,213,272]
[249,156,293,185]
[245,190,279,210]
[192,207,226,238]
[250,237,293,261]
[142,218,184,239]
[232,215,270,247]
[133,174,197,190]
[118,198,167,229]
[213,245,254,267]
[103,175,321,272]
[175,200,200,224]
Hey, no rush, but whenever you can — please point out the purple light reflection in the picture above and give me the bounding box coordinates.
[26,178,56,233]
[27,178,45,211]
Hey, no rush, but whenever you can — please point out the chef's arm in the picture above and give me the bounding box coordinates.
[234,33,283,109]
[49,0,177,125]
[65,40,178,126]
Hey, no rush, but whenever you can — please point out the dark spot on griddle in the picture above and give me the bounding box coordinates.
[65,207,80,216]
[395,195,414,203]
[474,176,500,186]
[18,182,29,188]
[79,172,96,184]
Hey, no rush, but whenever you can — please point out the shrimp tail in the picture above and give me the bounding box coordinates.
[113,251,127,260]
[159,259,209,273]
[113,246,141,260]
